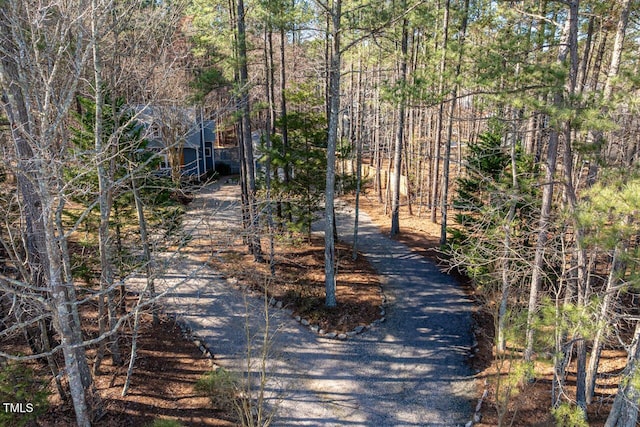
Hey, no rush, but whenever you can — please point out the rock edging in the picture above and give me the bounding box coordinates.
[465,381,487,426]
[149,299,216,365]
[166,312,215,365]
[268,284,388,340]
[222,274,388,340]
[226,277,387,340]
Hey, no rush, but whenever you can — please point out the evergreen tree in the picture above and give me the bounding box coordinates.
[448,118,538,351]
[264,99,328,236]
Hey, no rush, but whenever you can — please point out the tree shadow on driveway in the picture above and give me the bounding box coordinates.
[143,183,476,426]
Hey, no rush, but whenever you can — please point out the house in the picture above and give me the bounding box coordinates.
[181,119,216,177]
[135,105,240,179]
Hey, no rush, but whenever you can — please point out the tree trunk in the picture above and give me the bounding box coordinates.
[264,26,276,274]
[588,0,632,181]
[390,12,408,237]
[602,0,631,104]
[586,219,629,402]
[605,322,640,427]
[525,1,578,361]
[92,0,122,373]
[558,1,585,410]
[440,0,469,246]
[563,131,590,411]
[430,0,450,224]
[497,119,519,353]
[121,160,162,395]
[131,163,157,324]
[374,61,383,204]
[280,26,292,224]
[353,56,364,260]
[324,0,342,308]
[1,64,95,427]
[236,0,264,262]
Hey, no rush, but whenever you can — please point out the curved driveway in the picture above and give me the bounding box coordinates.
[143,182,475,426]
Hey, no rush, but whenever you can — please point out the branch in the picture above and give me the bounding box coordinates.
[312,0,331,15]
[341,0,428,54]
[511,6,564,30]
[406,84,553,109]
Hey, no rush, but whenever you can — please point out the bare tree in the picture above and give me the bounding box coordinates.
[1,1,193,425]
[155,105,194,186]
[91,0,124,374]
[317,0,342,307]
[0,2,98,423]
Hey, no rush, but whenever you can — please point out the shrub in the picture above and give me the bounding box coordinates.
[0,361,50,427]
[552,403,589,427]
[194,367,238,409]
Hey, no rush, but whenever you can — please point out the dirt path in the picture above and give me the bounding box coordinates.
[142,181,475,426]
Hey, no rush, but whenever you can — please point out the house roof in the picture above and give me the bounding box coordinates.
[131,105,215,150]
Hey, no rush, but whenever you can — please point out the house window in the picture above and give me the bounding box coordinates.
[148,124,160,139]
[205,147,212,158]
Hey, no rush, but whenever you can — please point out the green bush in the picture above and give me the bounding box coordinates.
[0,361,50,427]
[194,368,238,409]
[552,403,589,427]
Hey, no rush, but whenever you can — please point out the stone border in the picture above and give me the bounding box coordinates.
[126,289,217,366]
[465,382,487,426]
[165,312,216,365]
[266,283,389,340]
[158,271,387,367]
[217,274,388,340]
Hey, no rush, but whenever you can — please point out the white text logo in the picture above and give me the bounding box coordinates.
[2,402,34,413]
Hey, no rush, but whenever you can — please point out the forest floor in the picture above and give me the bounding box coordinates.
[12,301,236,426]
[11,178,625,426]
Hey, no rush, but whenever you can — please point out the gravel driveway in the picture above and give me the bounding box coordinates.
[142,181,475,426]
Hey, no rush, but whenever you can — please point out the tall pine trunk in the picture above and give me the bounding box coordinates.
[525,1,579,362]
[390,12,408,237]
[430,0,450,224]
[440,0,469,246]
[279,26,292,224]
[236,0,264,262]
[324,0,342,308]
[352,56,364,260]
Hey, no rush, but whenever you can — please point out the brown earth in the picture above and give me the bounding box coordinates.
[208,235,383,334]
[26,301,236,427]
